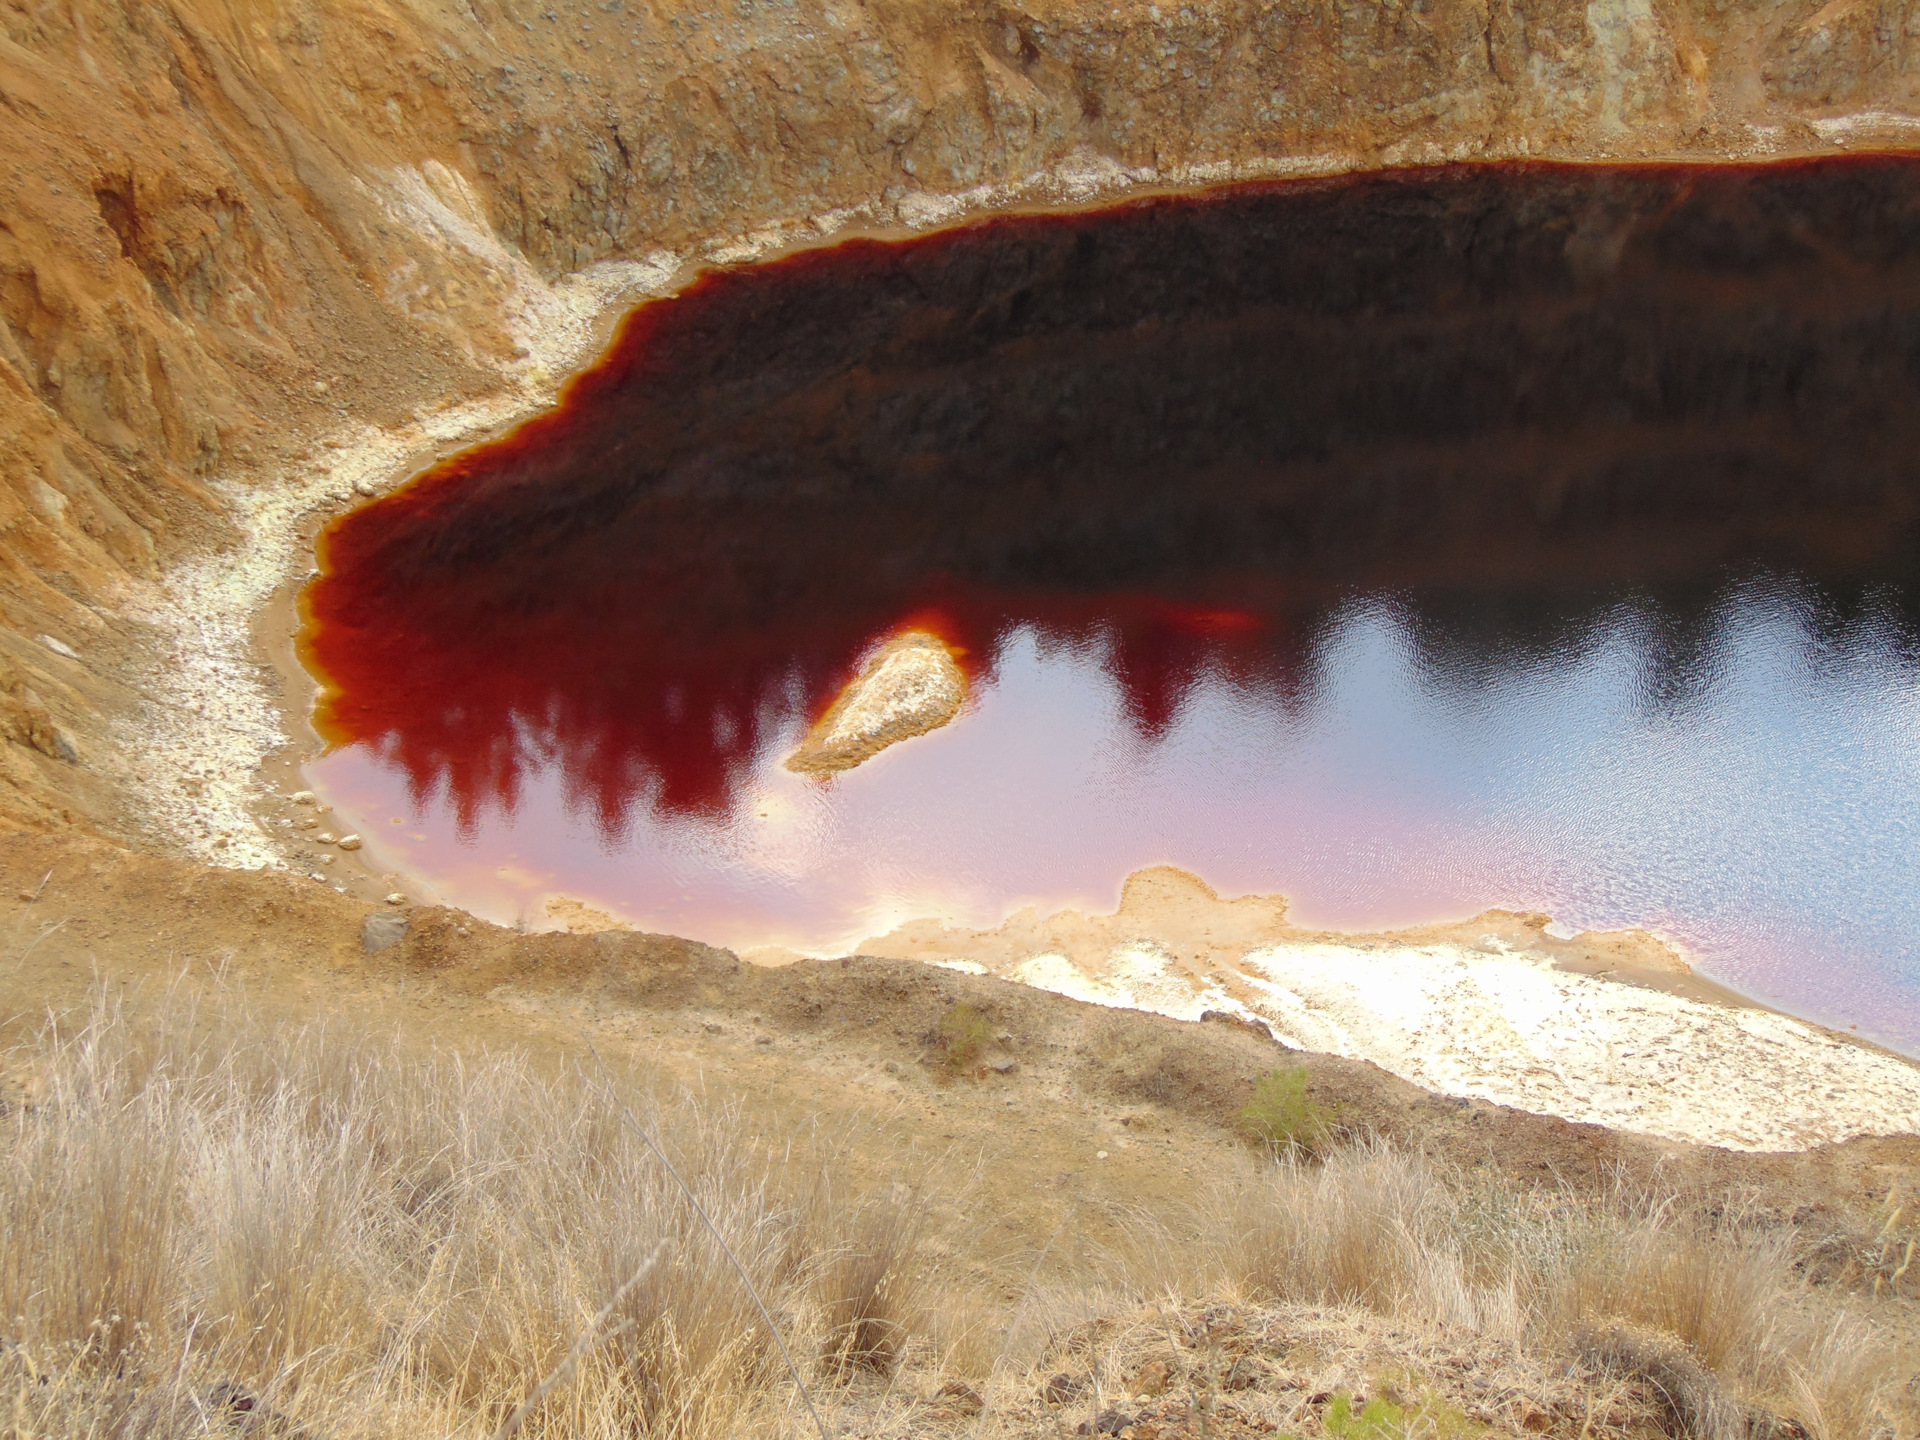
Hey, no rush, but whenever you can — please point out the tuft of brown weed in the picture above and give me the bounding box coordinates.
[1114,1137,1911,1439]
[0,988,930,1440]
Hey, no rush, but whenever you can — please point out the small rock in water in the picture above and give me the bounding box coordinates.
[290,791,316,805]
[315,832,336,845]
[336,833,362,850]
[784,630,966,775]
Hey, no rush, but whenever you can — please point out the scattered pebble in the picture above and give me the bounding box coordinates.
[938,1379,984,1417]
[316,832,337,845]
[336,834,362,850]
[1096,1150,1109,1160]
[1043,1373,1085,1405]
[37,634,79,660]
[290,791,316,805]
[385,893,406,905]
[318,855,335,865]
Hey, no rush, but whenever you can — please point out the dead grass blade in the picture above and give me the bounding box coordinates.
[584,1039,831,1440]
[490,1239,670,1440]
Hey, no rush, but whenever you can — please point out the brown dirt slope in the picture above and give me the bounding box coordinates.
[2,825,1915,1300]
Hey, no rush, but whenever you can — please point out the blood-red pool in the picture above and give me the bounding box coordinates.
[303,157,1920,1048]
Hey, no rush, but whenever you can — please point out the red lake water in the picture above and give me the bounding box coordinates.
[301,157,1920,1052]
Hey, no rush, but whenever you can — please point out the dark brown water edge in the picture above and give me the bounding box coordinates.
[300,155,1920,1046]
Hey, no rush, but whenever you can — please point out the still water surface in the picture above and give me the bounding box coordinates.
[303,158,1920,1051]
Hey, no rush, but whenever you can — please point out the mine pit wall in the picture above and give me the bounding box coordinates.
[0,0,1914,844]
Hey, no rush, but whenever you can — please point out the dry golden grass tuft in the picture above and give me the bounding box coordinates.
[1084,1141,1916,1439]
[0,988,929,1439]
[4,986,1916,1439]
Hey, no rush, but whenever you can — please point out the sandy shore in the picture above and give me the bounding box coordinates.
[860,866,1920,1152]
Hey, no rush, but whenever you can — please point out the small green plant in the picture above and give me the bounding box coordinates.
[1324,1389,1480,1439]
[937,1001,993,1072]
[1235,1066,1329,1155]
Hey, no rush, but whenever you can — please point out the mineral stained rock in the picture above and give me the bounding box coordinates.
[785,632,967,775]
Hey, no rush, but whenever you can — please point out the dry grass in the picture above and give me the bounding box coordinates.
[1098,1139,1915,1439]
[0,988,927,1439]
[4,989,1915,1439]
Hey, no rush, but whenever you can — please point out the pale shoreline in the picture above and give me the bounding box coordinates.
[852,865,1920,1154]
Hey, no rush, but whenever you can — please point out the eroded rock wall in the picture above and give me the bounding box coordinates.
[0,0,1914,840]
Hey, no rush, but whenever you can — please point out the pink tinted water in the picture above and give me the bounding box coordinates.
[312,576,1920,1049]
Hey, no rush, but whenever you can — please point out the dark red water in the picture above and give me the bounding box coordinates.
[302,157,1920,1048]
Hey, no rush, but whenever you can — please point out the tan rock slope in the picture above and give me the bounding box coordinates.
[0,0,1915,849]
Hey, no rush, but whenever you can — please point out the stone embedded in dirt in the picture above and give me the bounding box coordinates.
[290,791,315,805]
[1200,1009,1280,1044]
[1132,1359,1171,1396]
[362,910,409,953]
[988,1057,1018,1074]
[936,1378,984,1416]
[784,630,966,775]
[336,834,362,850]
[315,832,336,845]
[1043,1373,1085,1405]
[1080,1409,1134,1436]
[385,893,406,905]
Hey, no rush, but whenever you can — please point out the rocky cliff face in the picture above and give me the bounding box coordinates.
[0,0,1914,843]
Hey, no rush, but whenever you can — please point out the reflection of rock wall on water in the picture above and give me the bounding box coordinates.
[2,0,1919,848]
[303,158,1920,831]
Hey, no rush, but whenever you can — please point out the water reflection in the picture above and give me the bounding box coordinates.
[302,157,1920,1048]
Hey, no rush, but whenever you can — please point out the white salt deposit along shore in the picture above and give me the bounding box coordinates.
[869,868,1920,1153]
[1006,938,1920,1152]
